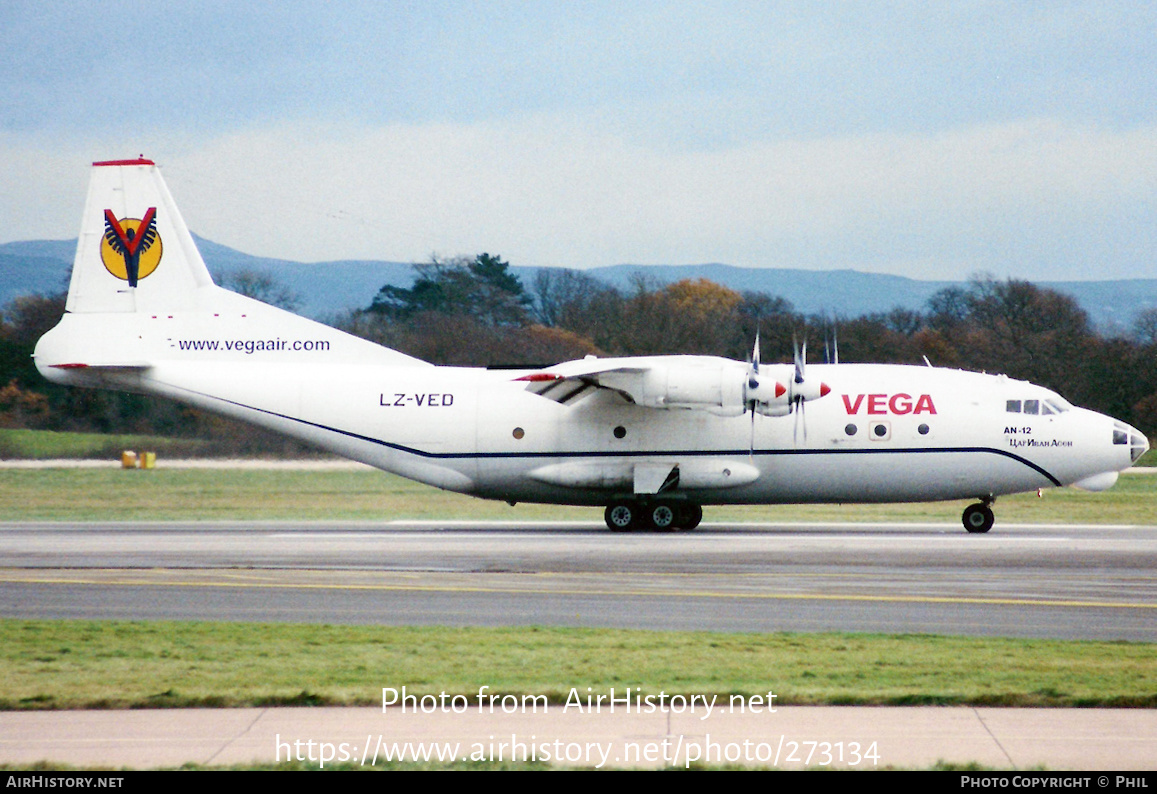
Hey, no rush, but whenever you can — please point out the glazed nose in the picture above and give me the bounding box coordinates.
[1113,421,1149,464]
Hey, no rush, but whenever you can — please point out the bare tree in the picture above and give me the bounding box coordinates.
[219,268,301,311]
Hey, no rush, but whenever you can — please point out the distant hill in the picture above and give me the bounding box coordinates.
[3,237,1155,334]
[586,263,956,319]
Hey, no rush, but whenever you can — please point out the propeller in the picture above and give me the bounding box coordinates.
[743,333,785,455]
[742,332,831,450]
[788,335,831,445]
[793,335,807,444]
[746,334,762,455]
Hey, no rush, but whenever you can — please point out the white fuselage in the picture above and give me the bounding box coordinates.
[33,158,1148,527]
[41,333,1137,507]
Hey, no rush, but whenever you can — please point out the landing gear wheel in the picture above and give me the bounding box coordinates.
[676,503,703,530]
[649,503,677,531]
[962,503,994,534]
[605,502,637,532]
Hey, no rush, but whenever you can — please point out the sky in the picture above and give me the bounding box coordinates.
[1,1,1155,281]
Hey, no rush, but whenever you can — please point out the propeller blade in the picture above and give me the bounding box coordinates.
[748,331,760,455]
[791,334,812,444]
[749,409,756,458]
[790,396,809,446]
[792,396,800,446]
[822,320,840,365]
[793,335,807,384]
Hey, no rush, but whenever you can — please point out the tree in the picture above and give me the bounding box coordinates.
[218,269,301,311]
[737,291,800,364]
[369,253,529,326]
[586,277,749,357]
[926,285,971,333]
[0,292,66,395]
[0,379,50,428]
[925,277,1092,378]
[529,268,607,327]
[1132,307,1157,346]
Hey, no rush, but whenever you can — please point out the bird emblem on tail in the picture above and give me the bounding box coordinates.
[100,207,161,286]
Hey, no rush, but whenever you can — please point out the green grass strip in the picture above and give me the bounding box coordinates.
[2,466,1157,523]
[1,620,1153,710]
[0,428,212,460]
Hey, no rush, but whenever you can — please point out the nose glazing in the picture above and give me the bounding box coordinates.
[1113,421,1150,464]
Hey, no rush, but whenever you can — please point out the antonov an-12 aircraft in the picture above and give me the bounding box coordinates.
[34,159,1150,532]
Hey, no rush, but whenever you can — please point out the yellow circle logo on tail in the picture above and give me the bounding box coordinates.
[100,209,162,286]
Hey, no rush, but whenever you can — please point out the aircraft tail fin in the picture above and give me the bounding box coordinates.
[36,158,429,376]
[66,158,215,314]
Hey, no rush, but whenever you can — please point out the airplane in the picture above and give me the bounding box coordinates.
[34,159,1150,533]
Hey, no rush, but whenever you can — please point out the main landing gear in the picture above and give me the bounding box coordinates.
[962,501,995,533]
[604,500,703,532]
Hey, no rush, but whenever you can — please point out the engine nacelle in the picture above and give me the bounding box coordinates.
[530,355,826,418]
[745,371,789,416]
[748,365,830,416]
[628,361,749,416]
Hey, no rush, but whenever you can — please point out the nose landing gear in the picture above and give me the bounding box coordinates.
[962,500,995,533]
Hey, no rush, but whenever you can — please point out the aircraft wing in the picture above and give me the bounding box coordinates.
[515,357,653,406]
[515,355,754,415]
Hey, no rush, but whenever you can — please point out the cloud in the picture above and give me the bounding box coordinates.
[2,4,1154,282]
[2,114,1154,282]
[147,115,1156,279]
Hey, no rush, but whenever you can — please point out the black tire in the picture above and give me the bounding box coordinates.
[605,502,636,532]
[962,503,994,534]
[649,503,677,531]
[676,503,703,530]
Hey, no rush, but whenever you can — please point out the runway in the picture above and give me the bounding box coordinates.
[2,520,1155,639]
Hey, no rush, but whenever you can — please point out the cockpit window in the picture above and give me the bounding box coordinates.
[1007,397,1070,414]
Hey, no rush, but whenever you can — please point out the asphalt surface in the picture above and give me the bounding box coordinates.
[0,520,1154,639]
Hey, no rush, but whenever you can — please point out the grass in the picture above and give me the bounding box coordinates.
[1,620,1153,711]
[1,465,1156,523]
[0,428,213,460]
